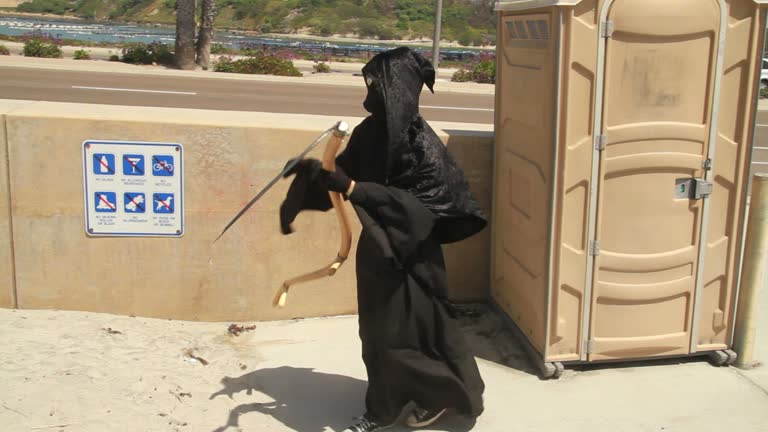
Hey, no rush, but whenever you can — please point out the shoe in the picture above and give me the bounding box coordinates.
[405,407,447,428]
[345,415,393,432]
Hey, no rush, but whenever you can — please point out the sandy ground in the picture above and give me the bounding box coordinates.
[0,309,371,432]
[1,304,767,432]
[0,306,524,432]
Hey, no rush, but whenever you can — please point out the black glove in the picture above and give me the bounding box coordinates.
[319,166,352,194]
[279,157,332,235]
[282,157,321,178]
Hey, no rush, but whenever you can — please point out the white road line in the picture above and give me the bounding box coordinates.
[421,105,493,112]
[72,86,196,95]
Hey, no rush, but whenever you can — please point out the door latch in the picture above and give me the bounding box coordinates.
[694,178,713,199]
[676,178,712,200]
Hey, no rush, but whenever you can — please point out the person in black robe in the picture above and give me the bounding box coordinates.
[280,47,486,432]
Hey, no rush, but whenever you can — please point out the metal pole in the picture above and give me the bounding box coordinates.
[432,0,443,69]
[733,174,768,369]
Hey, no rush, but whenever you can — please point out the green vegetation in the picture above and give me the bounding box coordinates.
[0,44,9,55]
[73,48,91,59]
[22,33,63,58]
[452,53,495,84]
[313,61,330,73]
[215,51,302,76]
[13,0,496,46]
[120,41,174,65]
[0,33,119,48]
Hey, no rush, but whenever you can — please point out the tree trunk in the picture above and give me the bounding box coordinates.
[175,0,196,70]
[196,0,217,70]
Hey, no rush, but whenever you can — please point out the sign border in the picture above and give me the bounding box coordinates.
[82,140,185,238]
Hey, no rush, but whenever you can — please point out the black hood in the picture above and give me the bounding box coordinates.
[361,46,435,180]
[337,47,486,244]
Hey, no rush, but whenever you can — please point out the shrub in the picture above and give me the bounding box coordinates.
[17,0,70,15]
[210,43,227,54]
[313,61,331,73]
[121,42,174,65]
[23,36,63,58]
[451,53,496,84]
[109,54,120,62]
[73,49,91,60]
[0,45,9,56]
[215,50,302,77]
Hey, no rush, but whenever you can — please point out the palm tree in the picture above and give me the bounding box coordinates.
[175,0,196,70]
[196,0,218,70]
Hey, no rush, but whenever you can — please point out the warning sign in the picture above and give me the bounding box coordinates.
[93,154,115,175]
[123,154,145,176]
[124,192,146,213]
[83,140,183,237]
[152,155,175,177]
[95,192,117,212]
[153,193,175,213]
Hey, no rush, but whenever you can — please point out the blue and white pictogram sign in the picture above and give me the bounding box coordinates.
[93,154,115,175]
[124,192,146,213]
[94,192,117,212]
[153,193,175,214]
[83,140,183,237]
[152,155,175,176]
[123,154,145,176]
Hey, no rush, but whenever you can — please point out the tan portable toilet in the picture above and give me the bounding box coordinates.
[492,0,767,377]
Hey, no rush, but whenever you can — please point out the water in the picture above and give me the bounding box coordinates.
[0,16,484,59]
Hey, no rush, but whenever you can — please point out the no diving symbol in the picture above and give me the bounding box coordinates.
[152,155,174,177]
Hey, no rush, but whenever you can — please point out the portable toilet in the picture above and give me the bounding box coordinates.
[492,0,767,377]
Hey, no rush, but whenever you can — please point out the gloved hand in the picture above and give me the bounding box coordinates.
[319,166,352,194]
[282,157,321,178]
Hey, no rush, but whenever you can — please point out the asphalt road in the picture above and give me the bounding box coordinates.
[0,66,495,124]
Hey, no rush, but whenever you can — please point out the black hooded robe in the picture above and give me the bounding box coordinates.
[281,47,485,424]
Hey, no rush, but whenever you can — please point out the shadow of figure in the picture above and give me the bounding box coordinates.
[210,366,480,432]
[210,366,365,432]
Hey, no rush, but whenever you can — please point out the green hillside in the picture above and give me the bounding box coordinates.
[15,0,496,45]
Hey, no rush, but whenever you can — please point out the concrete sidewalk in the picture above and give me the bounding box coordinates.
[0,294,765,432]
[0,43,494,95]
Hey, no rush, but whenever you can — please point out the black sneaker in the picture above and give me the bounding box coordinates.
[345,415,393,432]
[405,407,447,428]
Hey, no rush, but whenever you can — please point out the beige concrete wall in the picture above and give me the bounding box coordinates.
[443,130,494,301]
[1,100,493,321]
[0,100,32,309]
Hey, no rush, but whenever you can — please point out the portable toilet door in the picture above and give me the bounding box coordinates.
[584,0,762,361]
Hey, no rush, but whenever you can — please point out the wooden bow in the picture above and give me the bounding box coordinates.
[272,121,353,308]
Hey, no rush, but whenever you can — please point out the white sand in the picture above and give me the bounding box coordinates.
[3,307,767,432]
[0,308,368,432]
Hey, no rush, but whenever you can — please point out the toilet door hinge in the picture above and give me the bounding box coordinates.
[595,134,607,151]
[601,20,615,38]
[589,240,601,257]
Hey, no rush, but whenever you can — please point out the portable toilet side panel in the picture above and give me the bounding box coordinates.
[696,0,764,352]
[584,0,761,361]
[548,0,601,362]
[492,6,561,354]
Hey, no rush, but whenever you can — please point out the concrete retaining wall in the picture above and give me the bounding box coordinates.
[0,100,493,321]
